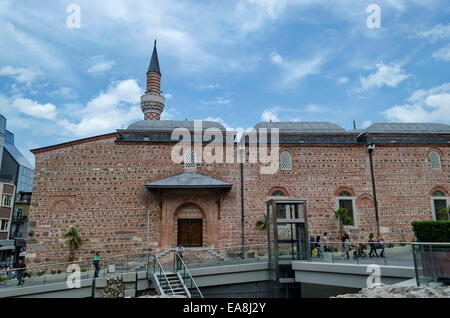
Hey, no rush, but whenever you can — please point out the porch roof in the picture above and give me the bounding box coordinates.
[145,172,233,190]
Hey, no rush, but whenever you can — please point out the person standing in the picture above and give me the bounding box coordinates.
[378,236,385,258]
[16,259,26,286]
[368,233,379,257]
[340,233,350,260]
[309,235,316,257]
[93,252,101,278]
[175,245,185,270]
[315,235,323,258]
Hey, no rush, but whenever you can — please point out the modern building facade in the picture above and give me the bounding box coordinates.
[0,115,35,263]
[0,181,15,263]
[25,44,450,266]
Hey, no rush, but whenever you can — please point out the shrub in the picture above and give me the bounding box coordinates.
[411,221,450,242]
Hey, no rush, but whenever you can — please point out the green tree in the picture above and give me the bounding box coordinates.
[438,206,450,220]
[62,227,82,262]
[255,214,269,230]
[334,208,353,234]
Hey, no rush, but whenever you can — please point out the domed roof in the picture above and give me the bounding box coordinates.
[126,120,227,132]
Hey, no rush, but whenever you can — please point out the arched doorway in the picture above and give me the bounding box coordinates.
[175,203,204,247]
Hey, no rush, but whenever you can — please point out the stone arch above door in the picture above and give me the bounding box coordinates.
[174,202,206,247]
[158,191,220,248]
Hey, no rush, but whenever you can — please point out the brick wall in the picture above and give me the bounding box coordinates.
[25,136,449,265]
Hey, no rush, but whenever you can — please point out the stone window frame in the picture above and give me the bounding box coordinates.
[430,191,449,221]
[280,151,293,171]
[335,188,358,229]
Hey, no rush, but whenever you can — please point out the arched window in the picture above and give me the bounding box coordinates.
[431,191,449,221]
[429,152,441,169]
[184,149,197,168]
[272,190,286,197]
[280,151,292,171]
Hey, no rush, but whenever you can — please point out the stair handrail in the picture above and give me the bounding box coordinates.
[174,252,203,298]
[154,255,175,296]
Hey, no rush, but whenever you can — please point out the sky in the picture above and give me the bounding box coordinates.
[0,0,450,166]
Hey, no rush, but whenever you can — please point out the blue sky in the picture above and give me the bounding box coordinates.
[1,0,450,165]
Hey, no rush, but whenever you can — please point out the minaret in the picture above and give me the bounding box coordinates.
[141,40,165,120]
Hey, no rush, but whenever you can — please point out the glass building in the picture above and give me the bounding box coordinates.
[267,198,308,298]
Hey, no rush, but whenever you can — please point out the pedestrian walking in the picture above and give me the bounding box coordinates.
[340,233,350,259]
[378,235,385,257]
[322,232,329,253]
[93,252,101,278]
[368,233,379,257]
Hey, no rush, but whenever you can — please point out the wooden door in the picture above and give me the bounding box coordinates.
[177,219,203,247]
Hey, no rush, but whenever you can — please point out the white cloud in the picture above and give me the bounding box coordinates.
[360,62,410,90]
[204,97,233,105]
[11,98,57,120]
[261,109,280,122]
[0,66,42,84]
[416,24,450,42]
[433,46,450,62]
[194,84,220,90]
[270,52,325,87]
[337,76,349,84]
[361,120,372,128]
[305,104,327,113]
[164,93,174,100]
[87,56,115,74]
[384,83,450,123]
[59,79,142,137]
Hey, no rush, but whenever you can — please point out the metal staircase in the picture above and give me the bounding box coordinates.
[156,272,190,296]
[151,254,203,298]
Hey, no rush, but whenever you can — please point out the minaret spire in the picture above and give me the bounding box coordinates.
[141,40,165,120]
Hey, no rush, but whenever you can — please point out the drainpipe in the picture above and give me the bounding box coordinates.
[367,144,381,237]
[240,161,245,248]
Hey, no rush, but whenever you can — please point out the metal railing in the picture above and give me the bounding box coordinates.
[174,252,203,298]
[411,242,450,287]
[0,252,149,289]
[306,241,415,267]
[159,244,269,268]
[152,255,175,296]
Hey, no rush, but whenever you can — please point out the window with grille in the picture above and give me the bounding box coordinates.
[184,149,197,168]
[429,152,441,169]
[280,151,292,170]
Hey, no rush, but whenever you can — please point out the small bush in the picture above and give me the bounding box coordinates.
[411,221,450,242]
